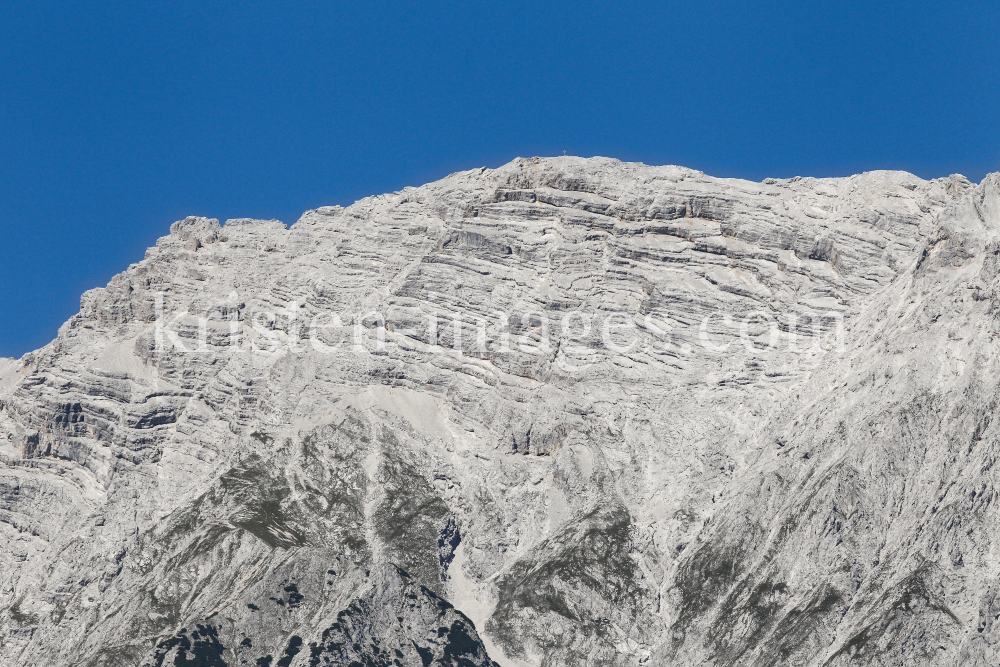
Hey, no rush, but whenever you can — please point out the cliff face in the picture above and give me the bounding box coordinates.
[1,156,998,667]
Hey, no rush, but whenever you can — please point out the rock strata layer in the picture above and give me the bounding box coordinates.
[2,156,1000,666]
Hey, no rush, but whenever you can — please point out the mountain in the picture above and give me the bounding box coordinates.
[2,156,999,667]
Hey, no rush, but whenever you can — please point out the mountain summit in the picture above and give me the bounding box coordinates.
[3,157,1000,666]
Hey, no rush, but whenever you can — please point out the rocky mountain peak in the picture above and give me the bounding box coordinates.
[3,156,1000,666]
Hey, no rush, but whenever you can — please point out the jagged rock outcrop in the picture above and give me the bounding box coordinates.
[1,157,999,666]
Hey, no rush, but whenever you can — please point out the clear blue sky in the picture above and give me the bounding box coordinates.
[2,1,998,358]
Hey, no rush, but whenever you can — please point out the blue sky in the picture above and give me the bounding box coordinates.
[2,1,998,357]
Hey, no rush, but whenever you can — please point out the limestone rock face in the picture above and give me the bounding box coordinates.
[1,157,999,666]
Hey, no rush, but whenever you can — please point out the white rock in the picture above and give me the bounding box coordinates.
[1,156,997,666]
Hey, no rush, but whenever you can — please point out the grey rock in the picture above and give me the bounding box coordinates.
[1,157,998,666]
